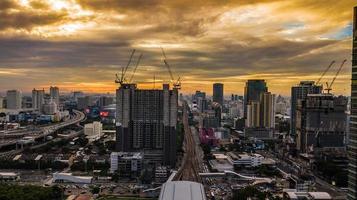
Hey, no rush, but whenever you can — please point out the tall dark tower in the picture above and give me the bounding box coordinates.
[348,6,357,200]
[213,83,224,106]
[244,80,267,118]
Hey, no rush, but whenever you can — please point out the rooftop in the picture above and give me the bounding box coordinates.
[159,181,206,200]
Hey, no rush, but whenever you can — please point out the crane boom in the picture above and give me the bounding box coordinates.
[316,60,335,85]
[122,49,136,82]
[325,59,347,93]
[129,53,143,83]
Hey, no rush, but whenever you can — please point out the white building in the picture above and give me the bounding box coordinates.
[110,152,143,174]
[32,88,45,112]
[43,100,58,115]
[6,90,22,109]
[84,121,102,137]
[227,152,264,167]
[52,173,92,184]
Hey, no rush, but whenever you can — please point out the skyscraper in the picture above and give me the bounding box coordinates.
[6,90,22,109]
[50,86,60,106]
[244,80,267,118]
[260,92,275,129]
[115,83,178,167]
[348,6,357,200]
[213,83,224,106]
[32,88,45,112]
[291,81,322,136]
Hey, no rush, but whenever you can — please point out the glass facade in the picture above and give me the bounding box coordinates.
[348,6,357,200]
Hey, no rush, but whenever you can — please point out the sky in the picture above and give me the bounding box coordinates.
[0,0,355,96]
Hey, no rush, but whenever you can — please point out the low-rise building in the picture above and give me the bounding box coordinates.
[227,152,264,167]
[110,152,143,177]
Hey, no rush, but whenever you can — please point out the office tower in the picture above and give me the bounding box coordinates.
[213,83,224,106]
[115,83,178,167]
[32,88,45,112]
[296,94,347,153]
[84,121,103,137]
[73,91,84,101]
[348,6,357,200]
[50,86,60,106]
[244,80,267,118]
[6,90,22,109]
[246,101,260,128]
[260,92,275,129]
[291,81,322,136]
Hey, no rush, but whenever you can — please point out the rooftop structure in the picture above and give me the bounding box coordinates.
[159,181,206,200]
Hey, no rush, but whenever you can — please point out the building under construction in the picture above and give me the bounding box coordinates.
[296,93,347,153]
[115,83,178,167]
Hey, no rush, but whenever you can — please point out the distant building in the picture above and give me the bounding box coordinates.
[296,94,347,153]
[348,6,357,200]
[245,91,275,138]
[291,81,322,136]
[116,83,178,167]
[213,83,224,106]
[42,100,58,115]
[98,96,114,108]
[77,96,94,110]
[32,88,45,112]
[261,92,275,129]
[50,86,60,106]
[0,96,3,109]
[244,80,267,118]
[84,121,102,138]
[6,90,22,109]
[227,152,264,167]
[110,152,143,177]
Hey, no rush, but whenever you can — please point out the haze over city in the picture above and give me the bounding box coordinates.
[0,0,355,95]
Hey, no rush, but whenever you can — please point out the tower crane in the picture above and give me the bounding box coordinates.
[316,60,335,85]
[115,49,136,85]
[324,59,347,94]
[161,47,181,90]
[129,53,143,83]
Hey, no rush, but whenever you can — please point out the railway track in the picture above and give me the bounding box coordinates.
[173,102,201,182]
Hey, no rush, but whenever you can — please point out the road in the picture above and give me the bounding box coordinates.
[173,102,202,182]
[0,110,85,157]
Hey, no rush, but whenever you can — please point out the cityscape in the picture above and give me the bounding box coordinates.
[0,1,356,200]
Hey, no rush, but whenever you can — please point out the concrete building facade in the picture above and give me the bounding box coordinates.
[291,81,322,136]
[32,88,45,112]
[115,84,178,167]
[296,94,347,153]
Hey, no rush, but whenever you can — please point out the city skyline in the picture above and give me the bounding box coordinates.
[0,0,355,95]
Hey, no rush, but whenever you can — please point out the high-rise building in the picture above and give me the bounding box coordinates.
[296,94,347,153]
[32,88,45,112]
[260,92,275,129]
[244,80,267,118]
[50,86,60,106]
[42,100,58,115]
[6,90,22,109]
[115,83,178,167]
[213,83,224,106]
[348,6,357,200]
[291,81,322,136]
[0,96,3,109]
[246,101,260,128]
[77,96,94,110]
